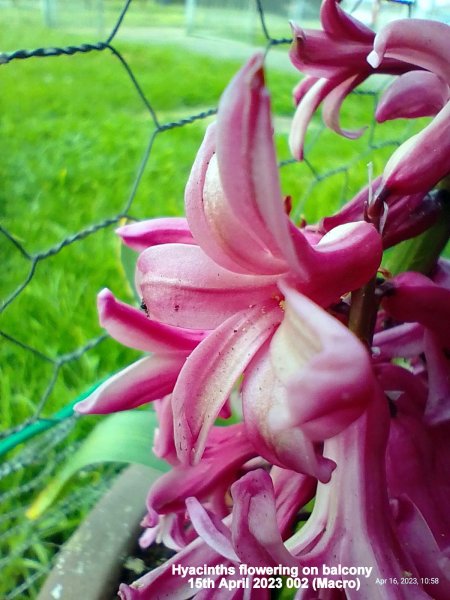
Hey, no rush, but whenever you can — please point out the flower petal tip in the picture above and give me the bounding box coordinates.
[73,398,92,415]
[97,288,118,326]
[367,49,381,68]
[97,287,113,302]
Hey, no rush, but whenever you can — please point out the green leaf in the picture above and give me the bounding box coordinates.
[27,410,169,519]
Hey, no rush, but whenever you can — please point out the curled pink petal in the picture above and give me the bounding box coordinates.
[290,23,372,80]
[152,396,178,465]
[230,469,299,567]
[116,217,194,252]
[382,272,450,347]
[377,101,450,196]
[146,424,254,519]
[293,221,383,305]
[186,497,239,561]
[289,77,337,160]
[216,54,285,258]
[270,282,374,440]
[74,355,185,414]
[214,53,350,284]
[139,513,190,551]
[423,331,450,426]
[185,123,286,275]
[243,341,336,482]
[372,322,425,360]
[215,53,319,280]
[319,0,374,42]
[376,71,449,122]
[173,301,283,465]
[137,243,279,329]
[368,19,450,84]
[322,72,367,138]
[97,288,206,353]
[271,467,316,537]
[292,75,320,105]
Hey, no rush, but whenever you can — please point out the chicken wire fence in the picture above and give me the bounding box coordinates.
[0,0,421,598]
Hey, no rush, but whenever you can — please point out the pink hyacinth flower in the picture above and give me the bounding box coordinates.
[319,176,441,249]
[242,281,378,483]
[74,288,207,414]
[375,71,449,123]
[367,18,450,197]
[289,2,450,202]
[376,101,450,197]
[381,272,450,349]
[137,54,382,332]
[118,466,316,600]
[288,0,413,159]
[132,55,382,470]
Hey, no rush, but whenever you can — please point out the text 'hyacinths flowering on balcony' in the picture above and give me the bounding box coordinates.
[74,1,450,598]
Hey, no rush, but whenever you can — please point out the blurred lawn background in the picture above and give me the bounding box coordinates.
[0,0,428,597]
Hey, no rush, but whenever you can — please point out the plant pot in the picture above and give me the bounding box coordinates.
[37,464,153,600]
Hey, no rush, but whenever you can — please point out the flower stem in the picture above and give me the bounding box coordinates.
[348,277,379,347]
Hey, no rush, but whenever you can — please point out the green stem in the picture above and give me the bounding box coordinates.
[350,182,450,346]
[348,277,379,347]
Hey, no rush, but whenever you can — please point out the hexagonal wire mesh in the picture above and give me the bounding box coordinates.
[0,0,422,597]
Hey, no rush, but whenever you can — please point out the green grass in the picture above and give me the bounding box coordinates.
[0,4,431,598]
[1,16,249,427]
[0,9,294,598]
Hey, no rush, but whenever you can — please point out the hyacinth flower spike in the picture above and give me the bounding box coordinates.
[81,55,378,434]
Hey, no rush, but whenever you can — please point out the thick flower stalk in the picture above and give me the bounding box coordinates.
[76,6,450,599]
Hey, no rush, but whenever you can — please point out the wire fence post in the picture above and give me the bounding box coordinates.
[185,0,197,34]
[41,0,57,27]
